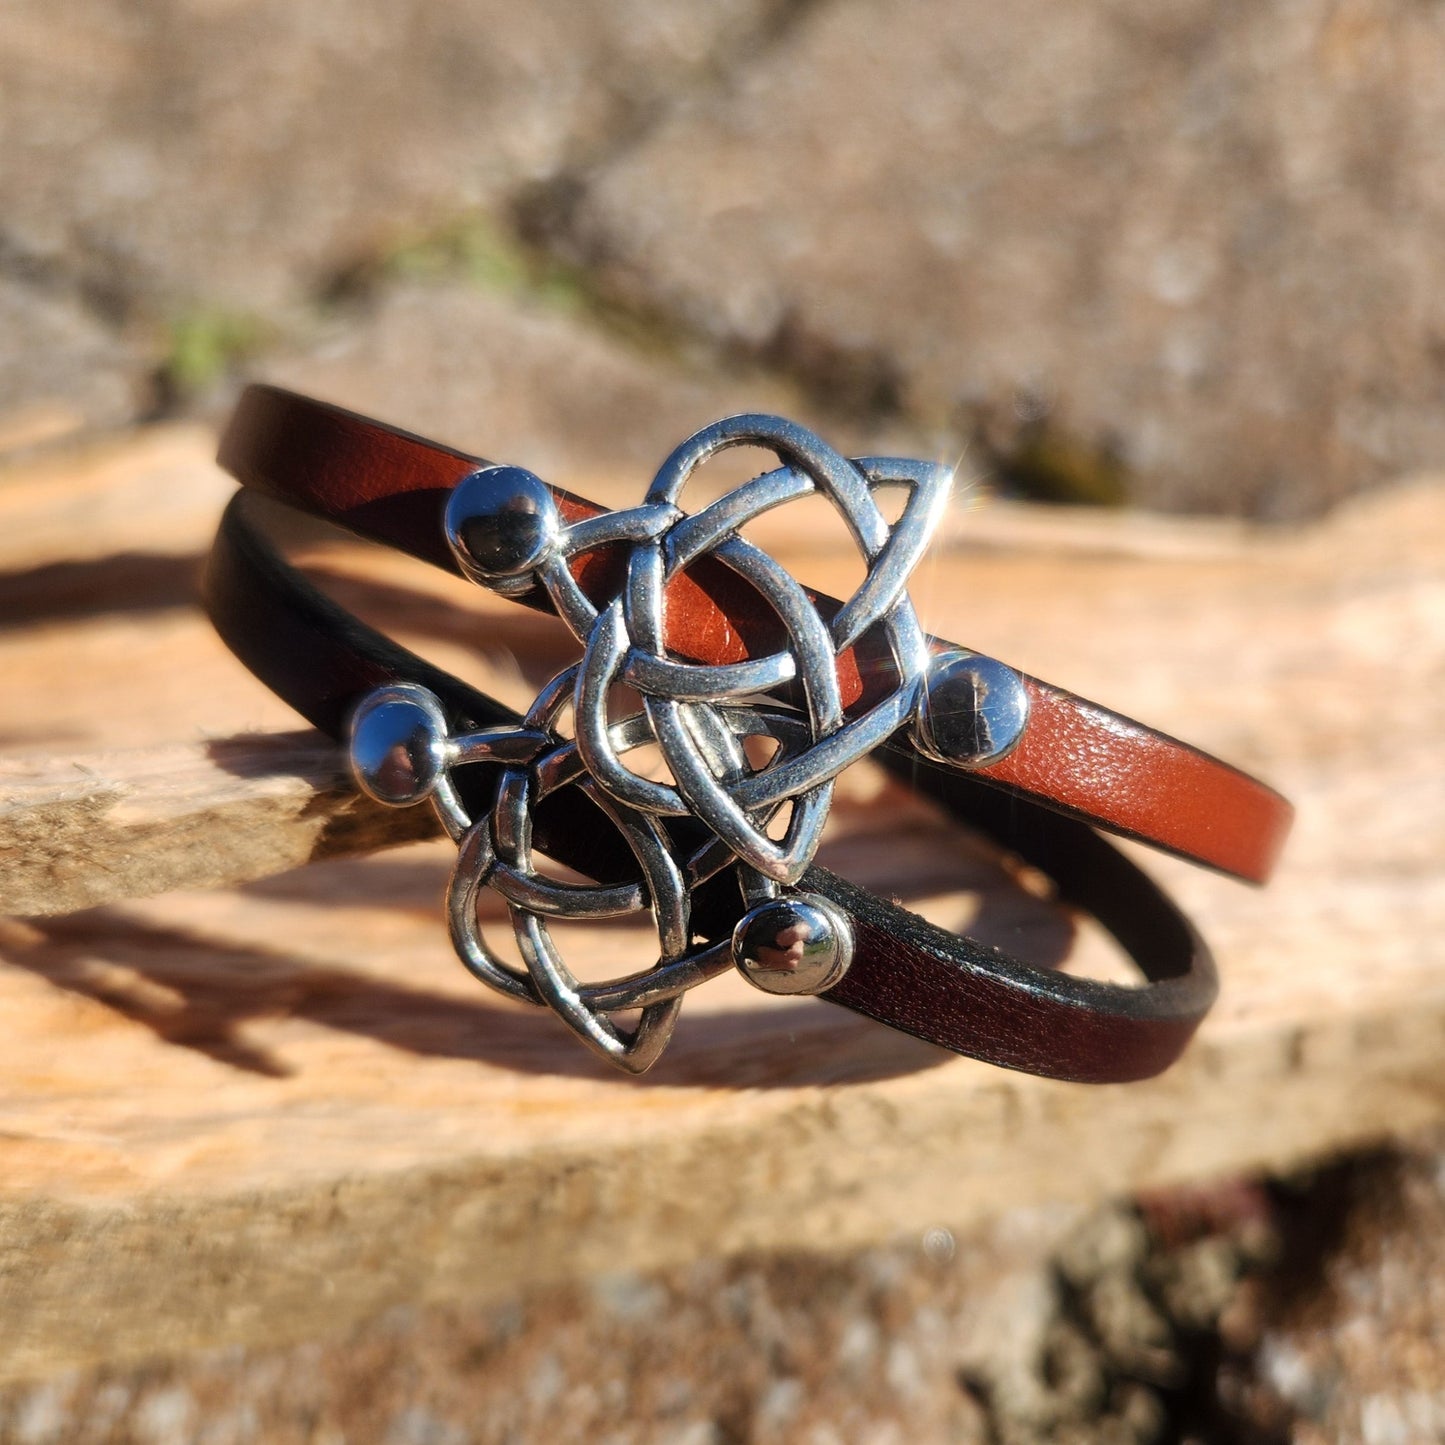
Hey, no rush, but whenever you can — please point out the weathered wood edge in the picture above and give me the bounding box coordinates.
[0,734,438,917]
[2,989,1441,1385]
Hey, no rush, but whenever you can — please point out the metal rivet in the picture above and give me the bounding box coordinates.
[912,650,1030,768]
[445,465,560,592]
[348,684,451,806]
[732,893,853,996]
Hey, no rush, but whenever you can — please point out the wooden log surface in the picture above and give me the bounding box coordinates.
[0,426,1440,1384]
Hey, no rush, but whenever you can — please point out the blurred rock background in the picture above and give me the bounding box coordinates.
[4,3,1444,1442]
[3,1138,1445,1444]
[6,0,1445,514]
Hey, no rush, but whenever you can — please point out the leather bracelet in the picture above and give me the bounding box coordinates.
[204,490,1218,1081]
[217,386,1293,886]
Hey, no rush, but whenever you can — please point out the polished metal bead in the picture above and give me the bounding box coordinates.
[912,649,1030,768]
[348,684,451,807]
[732,893,853,996]
[445,465,560,593]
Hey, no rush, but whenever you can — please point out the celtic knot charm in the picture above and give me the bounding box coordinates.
[348,415,1030,1071]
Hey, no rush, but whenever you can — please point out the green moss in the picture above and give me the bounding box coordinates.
[998,423,1129,507]
[163,308,269,398]
[385,216,533,294]
[378,215,591,314]
[368,214,679,357]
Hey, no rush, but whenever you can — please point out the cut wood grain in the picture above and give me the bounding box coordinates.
[0,423,227,574]
[0,428,1440,1383]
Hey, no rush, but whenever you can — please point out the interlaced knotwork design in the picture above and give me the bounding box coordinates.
[349,414,956,1071]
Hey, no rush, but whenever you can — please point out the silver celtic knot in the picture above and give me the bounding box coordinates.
[348,415,1030,1071]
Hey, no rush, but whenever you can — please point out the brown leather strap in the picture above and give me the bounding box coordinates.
[216,384,1292,884]
[203,492,1218,1082]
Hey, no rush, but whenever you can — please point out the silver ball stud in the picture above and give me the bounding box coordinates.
[912,650,1031,769]
[445,465,560,594]
[348,684,451,807]
[732,893,853,996]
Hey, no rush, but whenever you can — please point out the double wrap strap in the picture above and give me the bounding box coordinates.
[200,386,1300,1078]
[206,492,1218,1082]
